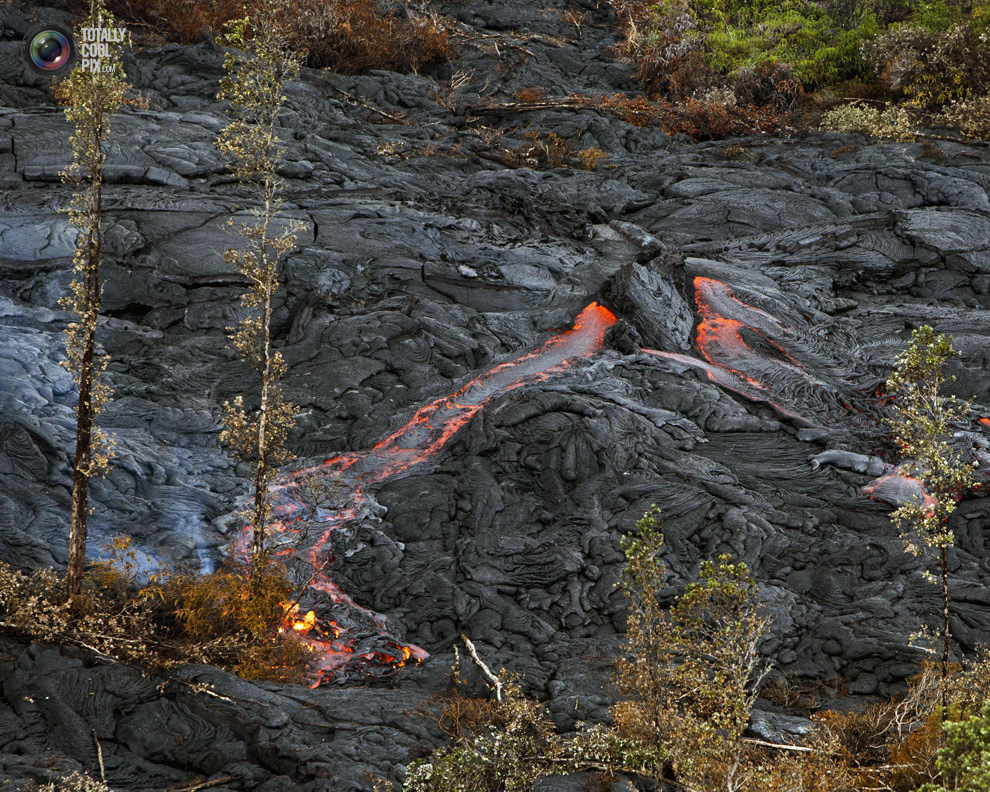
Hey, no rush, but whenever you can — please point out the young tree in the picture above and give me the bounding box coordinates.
[215,1,303,564]
[54,0,129,602]
[885,325,977,707]
[613,506,771,791]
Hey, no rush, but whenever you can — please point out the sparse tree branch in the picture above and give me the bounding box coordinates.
[54,0,129,602]
[215,1,302,564]
[460,633,504,702]
[885,326,977,716]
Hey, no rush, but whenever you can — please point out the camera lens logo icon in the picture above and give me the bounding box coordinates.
[23,22,77,75]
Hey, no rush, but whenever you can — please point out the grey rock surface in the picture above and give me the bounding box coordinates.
[0,0,989,789]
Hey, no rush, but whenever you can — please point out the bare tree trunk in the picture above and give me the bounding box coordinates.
[252,300,271,559]
[66,364,93,599]
[65,167,103,602]
[940,542,950,720]
[251,194,275,562]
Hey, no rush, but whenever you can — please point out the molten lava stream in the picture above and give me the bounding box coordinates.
[259,303,617,686]
[644,277,814,425]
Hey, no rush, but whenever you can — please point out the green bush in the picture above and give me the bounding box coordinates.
[920,700,990,792]
[866,22,990,108]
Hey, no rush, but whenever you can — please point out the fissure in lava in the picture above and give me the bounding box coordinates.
[244,303,617,686]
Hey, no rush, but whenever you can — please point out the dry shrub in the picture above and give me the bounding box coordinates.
[506,130,574,169]
[513,85,547,103]
[814,704,897,770]
[0,545,309,684]
[407,672,658,792]
[577,147,609,170]
[920,140,948,158]
[151,557,310,682]
[663,96,785,140]
[292,0,454,74]
[734,61,804,111]
[101,0,246,44]
[571,92,786,140]
[751,745,858,792]
[606,0,710,96]
[415,682,505,744]
[830,144,859,157]
[87,533,142,598]
[233,639,309,683]
[760,675,823,709]
[31,772,112,792]
[561,8,590,36]
[162,556,292,642]
[945,646,990,714]
[96,0,454,74]
[888,709,943,790]
[0,555,175,671]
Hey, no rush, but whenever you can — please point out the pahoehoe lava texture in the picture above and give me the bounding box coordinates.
[1,0,990,788]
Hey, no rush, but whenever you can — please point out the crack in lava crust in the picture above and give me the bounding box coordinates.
[242,303,617,686]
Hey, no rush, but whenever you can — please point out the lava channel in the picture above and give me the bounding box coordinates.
[247,303,617,686]
[644,276,826,425]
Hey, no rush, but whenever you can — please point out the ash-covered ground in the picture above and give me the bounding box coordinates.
[1,0,989,789]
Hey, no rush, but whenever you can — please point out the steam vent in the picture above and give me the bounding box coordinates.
[1,0,990,789]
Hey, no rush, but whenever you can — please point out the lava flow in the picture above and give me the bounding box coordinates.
[251,303,617,686]
[644,277,830,425]
[861,468,940,511]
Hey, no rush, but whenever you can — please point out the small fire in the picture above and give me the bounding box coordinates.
[980,417,990,428]
[293,610,317,634]
[281,603,319,635]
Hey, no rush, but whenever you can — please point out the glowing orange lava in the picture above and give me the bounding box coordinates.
[644,277,810,424]
[862,470,939,511]
[250,303,617,686]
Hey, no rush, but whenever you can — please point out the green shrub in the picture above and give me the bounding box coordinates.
[920,701,990,792]
[612,506,770,790]
[607,0,876,95]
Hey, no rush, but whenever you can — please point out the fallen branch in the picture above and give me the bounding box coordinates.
[166,775,238,792]
[93,731,105,783]
[743,737,813,753]
[469,98,589,117]
[308,74,410,125]
[460,633,503,702]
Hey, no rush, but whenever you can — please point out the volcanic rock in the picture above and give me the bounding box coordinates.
[0,0,989,789]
